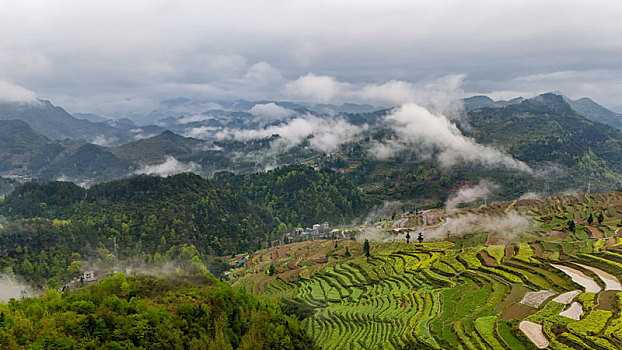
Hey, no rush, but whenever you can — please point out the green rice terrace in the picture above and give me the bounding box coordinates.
[228,191,622,349]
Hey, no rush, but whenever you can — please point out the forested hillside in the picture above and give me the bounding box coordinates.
[0,174,276,284]
[214,165,369,227]
[0,166,366,284]
[466,94,622,177]
[0,273,313,349]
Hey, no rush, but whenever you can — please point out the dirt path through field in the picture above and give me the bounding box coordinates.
[551,264,601,293]
[519,321,549,349]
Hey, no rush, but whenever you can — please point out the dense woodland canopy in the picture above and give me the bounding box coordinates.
[214,164,368,227]
[0,166,367,285]
[0,273,313,349]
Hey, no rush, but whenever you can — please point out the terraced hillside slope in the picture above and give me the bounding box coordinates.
[229,191,622,349]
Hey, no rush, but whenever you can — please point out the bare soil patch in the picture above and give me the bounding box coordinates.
[595,290,618,311]
[551,264,601,293]
[311,256,328,264]
[549,230,568,239]
[586,226,604,239]
[519,290,555,308]
[477,250,496,266]
[558,302,583,320]
[532,242,544,258]
[576,263,622,291]
[497,285,529,314]
[552,290,581,304]
[502,245,516,262]
[519,320,549,349]
[485,234,501,246]
[502,303,537,321]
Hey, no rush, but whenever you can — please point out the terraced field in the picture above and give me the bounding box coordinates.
[229,191,622,349]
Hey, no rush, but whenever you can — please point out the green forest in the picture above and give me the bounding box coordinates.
[0,166,367,286]
[0,273,313,349]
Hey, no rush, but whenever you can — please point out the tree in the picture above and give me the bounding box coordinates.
[363,239,370,260]
[46,278,58,290]
[405,232,411,244]
[276,222,289,236]
[190,255,208,275]
[268,264,276,276]
[567,219,576,232]
[344,247,351,257]
[417,232,423,244]
[597,212,604,225]
[20,258,34,276]
[587,213,594,225]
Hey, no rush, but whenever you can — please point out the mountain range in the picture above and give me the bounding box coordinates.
[0,92,620,201]
[464,93,622,130]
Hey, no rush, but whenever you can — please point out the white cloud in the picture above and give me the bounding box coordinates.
[134,156,201,177]
[0,80,39,104]
[426,211,532,242]
[177,114,215,124]
[0,275,31,302]
[183,126,220,139]
[285,73,351,103]
[0,1,621,112]
[369,103,532,172]
[244,61,283,84]
[284,73,466,116]
[446,180,498,209]
[216,114,367,153]
[518,192,540,200]
[515,70,578,82]
[91,134,119,146]
[133,133,158,140]
[248,103,293,121]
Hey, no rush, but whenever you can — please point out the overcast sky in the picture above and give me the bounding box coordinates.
[0,0,621,116]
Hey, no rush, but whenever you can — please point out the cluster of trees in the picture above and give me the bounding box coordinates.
[567,212,606,232]
[0,166,368,285]
[0,273,314,349]
[0,174,276,284]
[214,164,368,227]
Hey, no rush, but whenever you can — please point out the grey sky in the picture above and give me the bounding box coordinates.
[1,0,621,115]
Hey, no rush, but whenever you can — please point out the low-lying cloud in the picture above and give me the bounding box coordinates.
[0,275,31,302]
[134,156,201,177]
[184,126,220,139]
[177,114,215,124]
[369,103,532,172]
[91,134,119,146]
[284,73,466,114]
[518,192,541,200]
[216,114,367,153]
[446,180,498,209]
[249,102,294,122]
[426,211,532,242]
[284,74,532,172]
[0,80,40,104]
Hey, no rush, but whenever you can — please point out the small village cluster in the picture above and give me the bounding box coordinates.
[284,222,338,242]
[61,270,97,290]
